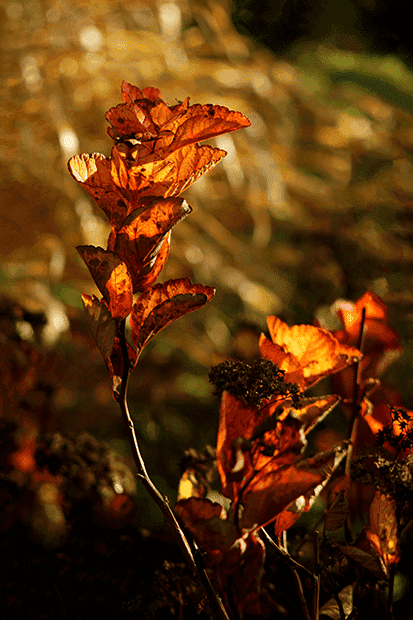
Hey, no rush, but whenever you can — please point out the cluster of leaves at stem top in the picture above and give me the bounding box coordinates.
[68,82,251,398]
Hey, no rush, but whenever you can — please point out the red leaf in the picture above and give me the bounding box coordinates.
[365,491,401,575]
[113,198,191,293]
[77,246,133,321]
[130,278,215,360]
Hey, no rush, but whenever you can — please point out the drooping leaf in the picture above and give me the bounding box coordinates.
[81,293,116,362]
[130,278,215,360]
[174,497,238,557]
[338,545,384,579]
[324,490,349,532]
[77,246,133,321]
[260,316,362,389]
[365,491,401,575]
[174,497,266,616]
[113,197,191,293]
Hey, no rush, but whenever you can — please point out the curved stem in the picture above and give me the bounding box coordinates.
[117,320,230,620]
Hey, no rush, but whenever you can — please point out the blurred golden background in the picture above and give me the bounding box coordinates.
[2,0,413,528]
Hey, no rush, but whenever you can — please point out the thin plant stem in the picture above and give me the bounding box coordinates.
[261,528,313,620]
[387,564,396,620]
[261,528,314,579]
[312,531,320,620]
[117,319,230,620]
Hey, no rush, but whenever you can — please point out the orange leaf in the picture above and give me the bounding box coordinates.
[110,142,225,198]
[130,278,215,360]
[68,153,130,231]
[240,443,347,530]
[113,197,191,293]
[331,291,402,379]
[105,82,250,154]
[163,144,226,197]
[77,246,133,321]
[132,234,170,294]
[279,394,341,435]
[166,103,251,154]
[365,491,401,575]
[260,316,362,389]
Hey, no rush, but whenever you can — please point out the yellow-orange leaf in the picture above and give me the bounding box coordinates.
[365,491,401,575]
[260,316,362,389]
[68,153,130,231]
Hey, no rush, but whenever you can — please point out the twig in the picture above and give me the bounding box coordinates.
[261,528,313,620]
[261,528,314,578]
[312,531,320,620]
[387,564,396,620]
[323,569,346,620]
[117,319,230,620]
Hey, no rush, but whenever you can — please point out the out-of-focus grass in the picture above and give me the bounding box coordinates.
[2,0,413,527]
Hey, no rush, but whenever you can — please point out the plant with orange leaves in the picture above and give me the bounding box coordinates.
[69,83,412,619]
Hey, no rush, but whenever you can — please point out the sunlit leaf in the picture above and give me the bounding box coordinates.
[365,490,401,575]
[331,291,402,379]
[113,197,191,293]
[105,82,251,154]
[279,394,341,435]
[240,443,348,530]
[260,316,362,389]
[77,246,133,321]
[68,153,130,230]
[130,278,215,360]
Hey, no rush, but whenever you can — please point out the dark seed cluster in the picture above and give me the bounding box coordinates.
[208,358,300,408]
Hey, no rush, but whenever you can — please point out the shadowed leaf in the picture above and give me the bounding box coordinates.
[130,278,215,360]
[77,246,133,321]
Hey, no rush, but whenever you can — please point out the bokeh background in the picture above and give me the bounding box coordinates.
[2,0,413,532]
